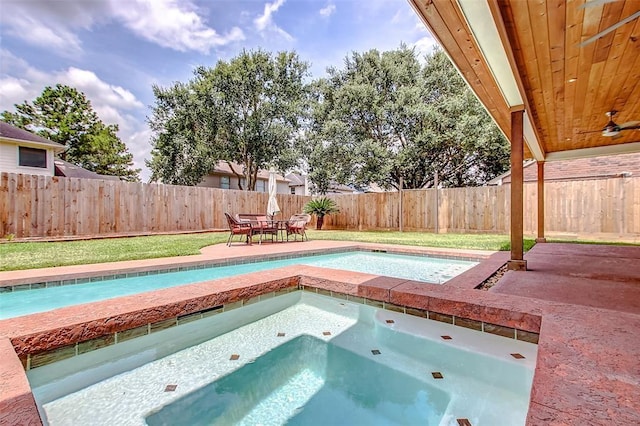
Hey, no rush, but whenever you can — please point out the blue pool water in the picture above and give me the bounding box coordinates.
[28,292,536,425]
[0,251,477,320]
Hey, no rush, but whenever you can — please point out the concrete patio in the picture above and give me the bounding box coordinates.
[0,240,638,425]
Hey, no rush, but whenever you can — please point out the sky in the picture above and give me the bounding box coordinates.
[0,0,437,181]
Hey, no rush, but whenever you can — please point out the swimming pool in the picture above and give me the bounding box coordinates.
[28,292,536,425]
[0,251,478,319]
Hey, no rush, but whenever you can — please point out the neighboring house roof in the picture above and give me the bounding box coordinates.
[0,121,66,152]
[285,172,306,187]
[285,171,359,194]
[488,152,640,185]
[212,161,289,182]
[54,159,120,181]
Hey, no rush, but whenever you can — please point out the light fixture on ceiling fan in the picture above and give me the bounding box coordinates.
[600,111,640,137]
[578,0,640,47]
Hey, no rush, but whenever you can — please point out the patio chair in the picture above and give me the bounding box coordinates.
[286,214,311,241]
[225,213,253,246]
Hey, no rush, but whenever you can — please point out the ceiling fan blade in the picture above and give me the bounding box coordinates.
[578,0,618,10]
[619,121,640,129]
[579,11,640,47]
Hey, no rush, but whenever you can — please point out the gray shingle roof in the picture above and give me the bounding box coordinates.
[0,121,66,151]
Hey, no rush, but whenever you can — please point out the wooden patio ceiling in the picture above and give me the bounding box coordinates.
[409,0,640,162]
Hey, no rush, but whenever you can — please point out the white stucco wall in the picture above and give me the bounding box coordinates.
[0,141,55,176]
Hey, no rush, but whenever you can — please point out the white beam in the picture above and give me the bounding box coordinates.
[545,142,640,161]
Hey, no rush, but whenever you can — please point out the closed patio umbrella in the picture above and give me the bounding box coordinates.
[267,168,280,218]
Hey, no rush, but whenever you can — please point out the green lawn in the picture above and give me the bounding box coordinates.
[0,230,534,272]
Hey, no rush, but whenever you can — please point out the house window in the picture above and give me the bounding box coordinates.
[256,180,266,192]
[290,187,296,194]
[220,176,230,189]
[18,147,47,168]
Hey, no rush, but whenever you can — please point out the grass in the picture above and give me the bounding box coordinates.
[0,230,535,272]
[0,233,229,272]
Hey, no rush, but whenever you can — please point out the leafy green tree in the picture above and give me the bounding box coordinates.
[1,84,140,181]
[304,46,509,190]
[148,49,309,189]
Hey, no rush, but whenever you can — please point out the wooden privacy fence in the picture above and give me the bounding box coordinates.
[1,172,639,239]
[0,173,310,238]
[322,176,640,238]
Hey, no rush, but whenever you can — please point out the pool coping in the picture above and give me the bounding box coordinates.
[1,242,636,425]
[0,242,490,291]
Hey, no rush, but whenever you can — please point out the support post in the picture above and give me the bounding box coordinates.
[508,108,527,271]
[536,161,546,243]
[434,171,439,234]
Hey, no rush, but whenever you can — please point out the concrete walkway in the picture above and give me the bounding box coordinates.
[492,243,640,424]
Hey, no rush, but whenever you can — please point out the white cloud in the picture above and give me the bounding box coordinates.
[0,51,152,179]
[254,0,293,41]
[413,36,439,61]
[319,3,336,18]
[0,0,100,56]
[0,0,244,56]
[110,0,245,54]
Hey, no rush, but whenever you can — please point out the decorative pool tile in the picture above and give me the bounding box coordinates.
[384,303,404,313]
[230,354,240,361]
[177,312,202,325]
[441,335,452,340]
[385,319,395,324]
[150,318,178,333]
[510,353,525,359]
[431,372,444,379]
[430,312,454,324]
[484,323,516,339]
[223,301,243,311]
[365,299,384,308]
[371,349,381,355]
[243,296,261,306]
[201,305,223,318]
[117,325,149,343]
[322,331,331,336]
[164,384,177,392]
[347,295,365,304]
[405,307,428,318]
[454,317,483,331]
[77,334,115,355]
[516,329,540,344]
[277,332,285,337]
[457,419,472,426]
[30,344,76,369]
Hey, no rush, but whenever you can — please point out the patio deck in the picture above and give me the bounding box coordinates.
[491,243,640,424]
[0,241,638,425]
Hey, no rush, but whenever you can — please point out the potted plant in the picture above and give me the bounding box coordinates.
[303,197,340,230]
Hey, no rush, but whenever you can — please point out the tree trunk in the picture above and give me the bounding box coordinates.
[316,215,324,230]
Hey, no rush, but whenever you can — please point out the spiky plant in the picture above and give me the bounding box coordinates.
[303,197,340,230]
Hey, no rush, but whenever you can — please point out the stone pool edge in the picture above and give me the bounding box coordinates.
[2,243,634,425]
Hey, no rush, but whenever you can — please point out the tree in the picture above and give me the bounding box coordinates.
[148,49,310,189]
[1,84,140,181]
[303,46,509,191]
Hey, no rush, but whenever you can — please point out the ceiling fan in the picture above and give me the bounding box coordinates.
[599,111,640,137]
[578,0,640,47]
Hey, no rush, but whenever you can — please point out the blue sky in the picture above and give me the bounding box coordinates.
[0,0,437,180]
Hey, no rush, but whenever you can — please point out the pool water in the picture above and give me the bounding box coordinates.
[28,292,536,426]
[0,251,477,319]
[147,335,448,425]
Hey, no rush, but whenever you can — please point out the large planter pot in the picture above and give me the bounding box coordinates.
[316,215,324,230]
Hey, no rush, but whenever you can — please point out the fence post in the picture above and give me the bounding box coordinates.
[399,177,404,232]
